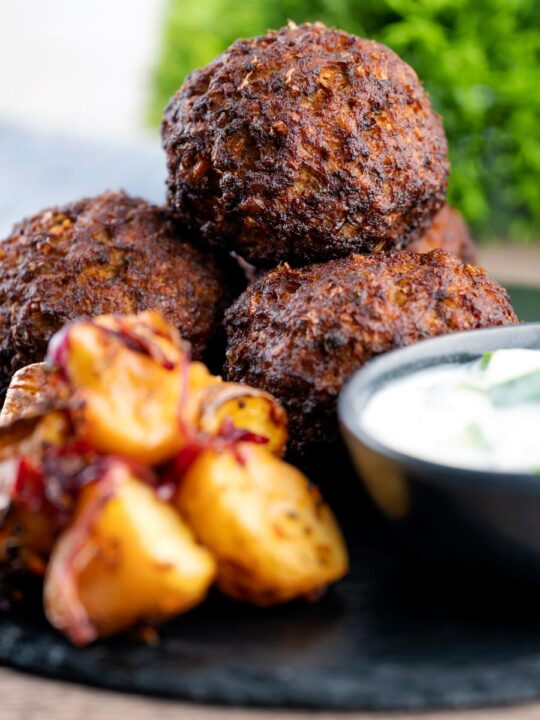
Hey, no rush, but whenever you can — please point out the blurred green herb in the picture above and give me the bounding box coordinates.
[479,352,493,371]
[150,0,540,242]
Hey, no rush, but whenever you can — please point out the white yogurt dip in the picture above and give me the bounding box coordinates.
[361,349,540,473]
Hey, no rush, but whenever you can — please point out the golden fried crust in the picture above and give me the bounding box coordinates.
[408,204,477,264]
[0,191,239,391]
[224,250,518,456]
[162,22,449,267]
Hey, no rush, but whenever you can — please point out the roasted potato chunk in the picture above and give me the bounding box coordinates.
[0,425,56,574]
[4,322,287,461]
[185,364,287,455]
[176,443,348,605]
[197,384,287,456]
[49,312,190,465]
[0,507,56,573]
[0,363,68,427]
[0,412,71,570]
[44,462,216,645]
[0,308,348,645]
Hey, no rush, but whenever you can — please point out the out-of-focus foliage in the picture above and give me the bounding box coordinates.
[150,0,540,241]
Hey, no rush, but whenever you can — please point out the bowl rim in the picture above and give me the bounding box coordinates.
[338,322,540,490]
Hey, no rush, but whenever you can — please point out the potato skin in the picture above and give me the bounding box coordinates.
[162,22,449,267]
[224,249,518,456]
[194,381,288,456]
[0,363,67,427]
[0,190,240,392]
[176,442,348,605]
[57,313,191,466]
[408,204,477,264]
[45,466,216,644]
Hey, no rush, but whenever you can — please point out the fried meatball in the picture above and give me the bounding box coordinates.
[408,204,477,264]
[162,22,449,267]
[0,191,239,391]
[225,250,518,457]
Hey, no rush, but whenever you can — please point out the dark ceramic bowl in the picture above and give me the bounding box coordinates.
[339,322,540,580]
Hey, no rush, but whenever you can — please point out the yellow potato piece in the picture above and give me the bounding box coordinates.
[0,412,72,570]
[44,464,216,645]
[187,361,217,396]
[186,364,288,456]
[196,384,288,457]
[2,319,287,467]
[183,362,221,426]
[176,443,348,606]
[55,312,189,465]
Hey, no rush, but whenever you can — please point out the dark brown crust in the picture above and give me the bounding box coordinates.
[408,204,477,264]
[162,22,449,267]
[224,249,518,456]
[0,191,240,392]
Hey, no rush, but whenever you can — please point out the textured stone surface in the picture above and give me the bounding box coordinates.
[4,475,540,712]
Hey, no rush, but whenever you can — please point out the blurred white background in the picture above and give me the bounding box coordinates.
[0,0,164,141]
[0,0,167,235]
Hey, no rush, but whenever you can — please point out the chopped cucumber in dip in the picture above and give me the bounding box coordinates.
[491,370,540,407]
[361,348,540,473]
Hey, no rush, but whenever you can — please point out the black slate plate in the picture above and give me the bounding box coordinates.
[0,285,538,712]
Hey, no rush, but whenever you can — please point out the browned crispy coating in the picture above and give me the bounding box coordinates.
[229,204,476,284]
[224,250,518,457]
[408,204,477,264]
[0,191,240,392]
[162,22,449,267]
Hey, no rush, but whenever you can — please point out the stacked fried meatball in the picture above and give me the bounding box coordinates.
[0,191,239,390]
[225,251,517,456]
[163,21,515,457]
[408,203,477,264]
[163,22,449,266]
[1,22,517,460]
